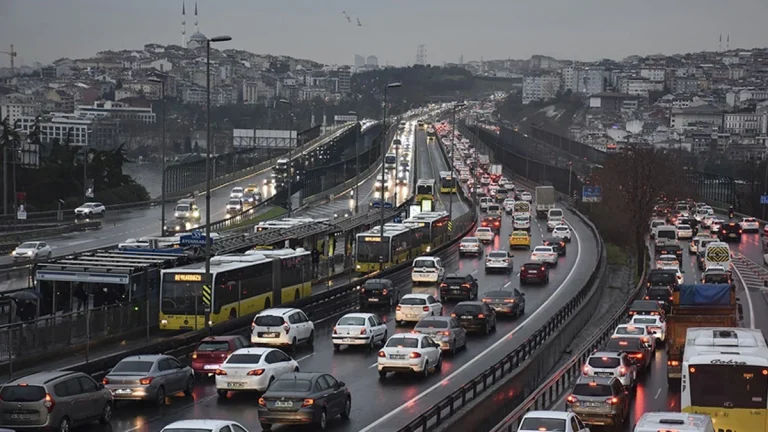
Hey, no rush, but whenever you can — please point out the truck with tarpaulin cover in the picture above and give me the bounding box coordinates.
[665,283,739,384]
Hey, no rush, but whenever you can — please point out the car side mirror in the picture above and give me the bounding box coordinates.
[98,383,105,390]
[338,381,346,387]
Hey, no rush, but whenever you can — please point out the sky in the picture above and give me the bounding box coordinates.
[1,0,768,68]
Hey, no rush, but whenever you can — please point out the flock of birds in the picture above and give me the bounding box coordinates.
[342,10,363,27]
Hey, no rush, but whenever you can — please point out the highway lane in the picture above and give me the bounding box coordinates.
[85,125,599,432]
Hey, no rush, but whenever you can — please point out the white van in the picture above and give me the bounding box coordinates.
[704,241,732,272]
[547,208,564,219]
[479,197,493,212]
[634,412,714,432]
[655,225,678,247]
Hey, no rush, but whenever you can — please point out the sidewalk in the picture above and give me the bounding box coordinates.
[0,259,355,382]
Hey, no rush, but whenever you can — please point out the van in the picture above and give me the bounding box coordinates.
[634,412,714,432]
[486,204,502,217]
[547,208,564,219]
[479,197,493,212]
[703,241,731,272]
[654,225,677,250]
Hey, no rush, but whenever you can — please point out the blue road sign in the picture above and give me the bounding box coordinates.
[180,230,211,246]
[761,195,768,205]
[582,186,603,203]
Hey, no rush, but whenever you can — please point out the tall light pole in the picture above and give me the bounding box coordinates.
[448,102,465,232]
[278,99,294,217]
[378,82,402,270]
[349,111,360,214]
[205,35,232,332]
[149,75,167,235]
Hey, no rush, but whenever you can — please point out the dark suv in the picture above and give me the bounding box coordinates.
[718,221,742,242]
[360,278,399,308]
[566,376,630,427]
[605,337,653,372]
[628,300,665,319]
[0,370,113,431]
[656,244,682,262]
[439,273,479,300]
[450,301,497,334]
[520,262,549,284]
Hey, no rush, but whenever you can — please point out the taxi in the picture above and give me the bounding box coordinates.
[508,230,531,249]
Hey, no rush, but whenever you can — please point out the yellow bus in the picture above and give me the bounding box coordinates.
[354,223,423,273]
[415,179,436,203]
[681,327,768,432]
[404,211,450,253]
[159,248,312,330]
[439,171,457,194]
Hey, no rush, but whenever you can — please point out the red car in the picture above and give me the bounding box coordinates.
[481,216,501,232]
[191,335,250,376]
[520,262,549,284]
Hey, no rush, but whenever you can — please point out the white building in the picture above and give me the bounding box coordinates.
[561,67,604,95]
[622,77,663,98]
[723,112,768,135]
[242,80,274,104]
[640,68,666,82]
[561,66,580,92]
[0,97,39,124]
[522,75,560,104]
[137,58,173,72]
[76,101,156,124]
[17,114,93,147]
[669,105,723,132]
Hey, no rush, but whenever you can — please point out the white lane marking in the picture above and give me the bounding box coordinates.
[359,215,584,432]
[503,281,511,287]
[65,239,93,247]
[471,270,477,275]
[654,388,662,399]
[295,353,313,362]
[369,362,379,368]
[731,257,756,329]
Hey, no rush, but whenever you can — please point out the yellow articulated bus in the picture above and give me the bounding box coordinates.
[681,327,768,432]
[439,171,457,194]
[404,211,450,254]
[159,248,312,331]
[415,179,436,204]
[354,223,423,273]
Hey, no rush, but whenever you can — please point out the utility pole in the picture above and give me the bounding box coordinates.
[378,82,402,271]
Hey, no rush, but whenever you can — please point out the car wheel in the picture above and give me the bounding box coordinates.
[367,337,376,352]
[422,361,430,378]
[184,375,194,396]
[484,322,490,335]
[291,337,298,353]
[308,330,315,348]
[382,330,388,345]
[318,409,328,430]
[58,416,70,432]
[156,386,166,406]
[379,370,387,379]
[450,340,457,355]
[435,355,443,372]
[333,344,341,352]
[98,403,113,424]
[341,397,352,419]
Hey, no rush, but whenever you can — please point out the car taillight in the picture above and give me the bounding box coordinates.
[641,337,649,343]
[477,313,485,319]
[283,323,291,332]
[606,397,620,405]
[504,299,515,303]
[215,369,227,376]
[360,327,367,335]
[247,369,265,376]
[192,352,198,359]
[582,366,589,375]
[251,322,256,330]
[102,378,109,385]
[258,397,266,406]
[669,296,674,301]
[302,398,314,407]
[409,352,422,358]
[333,327,337,335]
[450,313,456,318]
[140,377,154,385]
[361,288,366,293]
[630,353,643,359]
[482,298,491,302]
[438,331,450,336]
[396,305,402,311]
[43,393,55,413]
[382,288,388,295]
[422,306,430,312]
[566,395,578,403]
[668,360,680,366]
[619,366,627,377]
[378,351,386,358]
[541,266,545,271]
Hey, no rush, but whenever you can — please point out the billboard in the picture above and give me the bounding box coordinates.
[334,115,357,124]
[232,129,298,149]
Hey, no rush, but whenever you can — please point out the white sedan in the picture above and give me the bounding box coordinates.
[377,333,442,379]
[475,227,495,243]
[230,187,244,199]
[676,224,693,239]
[395,294,443,325]
[552,224,571,242]
[612,324,656,351]
[520,192,533,202]
[332,313,388,351]
[629,315,667,343]
[214,347,299,396]
[480,175,490,185]
[741,217,760,232]
[530,246,558,266]
[161,420,251,432]
[517,411,590,432]
[11,241,53,262]
[513,215,531,230]
[656,254,679,269]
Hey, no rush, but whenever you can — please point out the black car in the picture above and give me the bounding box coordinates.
[647,269,678,290]
[480,289,526,318]
[440,273,479,301]
[657,244,682,262]
[360,278,399,308]
[628,300,665,318]
[644,286,673,313]
[718,221,742,243]
[451,301,497,334]
[605,337,652,372]
[542,238,566,256]
[257,372,351,430]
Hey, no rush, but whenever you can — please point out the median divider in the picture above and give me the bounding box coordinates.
[0,221,102,254]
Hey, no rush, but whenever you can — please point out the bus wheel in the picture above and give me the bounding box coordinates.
[229,308,237,319]
[264,298,271,310]
[295,289,300,301]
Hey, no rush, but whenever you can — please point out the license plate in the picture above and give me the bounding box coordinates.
[227,382,246,388]
[115,389,133,394]
[493,306,506,311]
[585,402,602,407]
[11,414,30,419]
[275,401,293,407]
[262,333,278,338]
[343,338,354,342]
[204,364,220,370]
[461,315,473,319]
[368,298,379,302]
[596,373,613,377]
[391,354,406,359]
[451,286,459,289]
[528,270,537,273]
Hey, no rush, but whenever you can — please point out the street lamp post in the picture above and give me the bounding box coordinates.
[378,82,402,271]
[204,35,232,332]
[349,111,360,214]
[148,76,167,235]
[448,102,465,233]
[278,99,294,217]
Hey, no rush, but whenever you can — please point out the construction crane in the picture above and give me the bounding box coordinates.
[0,45,17,74]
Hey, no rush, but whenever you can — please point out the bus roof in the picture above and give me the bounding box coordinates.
[416,179,435,185]
[357,224,419,238]
[439,171,452,177]
[684,327,768,366]
[162,248,305,274]
[245,247,309,258]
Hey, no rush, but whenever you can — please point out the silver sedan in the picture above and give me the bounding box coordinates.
[103,354,194,405]
[413,316,467,355]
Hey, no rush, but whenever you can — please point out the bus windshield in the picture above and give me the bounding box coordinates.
[385,155,397,164]
[357,238,390,262]
[417,184,433,195]
[689,364,768,409]
[441,176,455,188]
[161,275,206,315]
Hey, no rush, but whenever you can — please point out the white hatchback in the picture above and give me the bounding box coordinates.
[214,347,299,396]
[396,294,443,325]
[250,308,315,352]
[332,313,388,351]
[741,217,760,232]
[552,225,571,242]
[411,256,444,284]
[629,315,667,343]
[513,215,531,230]
[676,224,693,239]
[530,246,558,266]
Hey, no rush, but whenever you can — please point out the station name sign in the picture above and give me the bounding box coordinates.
[174,274,203,282]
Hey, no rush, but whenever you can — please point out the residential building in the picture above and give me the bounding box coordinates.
[121,80,162,99]
[337,66,351,94]
[588,92,640,113]
[640,68,665,82]
[76,101,156,124]
[722,112,768,135]
[0,95,39,124]
[242,79,274,104]
[561,66,579,92]
[17,114,93,147]
[44,89,75,112]
[669,104,723,132]
[671,77,699,94]
[582,68,605,95]
[354,54,365,67]
[622,77,663,98]
[181,84,207,105]
[522,75,559,104]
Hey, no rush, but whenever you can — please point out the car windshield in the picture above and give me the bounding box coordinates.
[744,218,756,222]
[554,226,568,231]
[416,319,448,329]
[226,354,262,364]
[413,259,436,268]
[228,200,241,206]
[632,318,657,325]
[523,263,543,270]
[453,304,481,314]
[515,216,528,221]
[488,252,507,258]
[616,326,645,335]
[476,228,491,233]
[112,360,153,373]
[648,272,675,284]
[196,341,230,352]
[462,237,479,244]
[254,315,285,327]
[573,383,613,397]
[519,418,566,431]
[386,337,419,348]
[484,291,513,299]
[232,188,243,193]
[0,385,46,402]
[657,229,676,239]
[337,316,366,326]
[677,225,691,230]
[400,297,427,305]
[81,203,94,208]
[176,205,190,211]
[17,242,37,249]
[533,247,552,253]
[268,379,313,392]
[588,357,621,368]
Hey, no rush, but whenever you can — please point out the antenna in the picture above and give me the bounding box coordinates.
[416,44,427,66]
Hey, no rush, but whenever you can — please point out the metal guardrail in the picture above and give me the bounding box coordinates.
[0,220,103,248]
[490,250,649,431]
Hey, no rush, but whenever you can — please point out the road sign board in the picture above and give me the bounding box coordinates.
[582,186,603,203]
[761,195,768,205]
[202,284,212,306]
[180,230,211,246]
[16,210,26,220]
